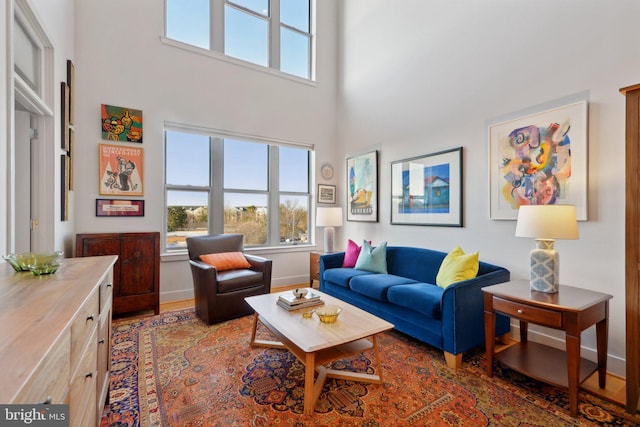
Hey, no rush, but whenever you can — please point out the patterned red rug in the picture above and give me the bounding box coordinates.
[101,308,640,426]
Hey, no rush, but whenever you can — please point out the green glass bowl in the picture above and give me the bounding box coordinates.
[2,251,63,272]
[28,262,61,275]
[3,253,37,271]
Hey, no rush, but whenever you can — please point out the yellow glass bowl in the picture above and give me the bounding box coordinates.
[315,305,341,323]
[28,262,61,275]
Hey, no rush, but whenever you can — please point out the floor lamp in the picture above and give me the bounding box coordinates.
[316,207,343,253]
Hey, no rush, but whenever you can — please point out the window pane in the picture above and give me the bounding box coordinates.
[227,0,269,16]
[279,146,309,192]
[166,190,209,250]
[280,195,308,245]
[224,139,268,190]
[166,0,210,49]
[280,0,309,32]
[225,6,268,66]
[280,27,309,79]
[224,193,268,245]
[14,19,40,91]
[166,131,210,186]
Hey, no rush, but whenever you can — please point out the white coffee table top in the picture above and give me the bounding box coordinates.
[245,288,394,353]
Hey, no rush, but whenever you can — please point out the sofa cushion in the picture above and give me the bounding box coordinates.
[217,269,263,293]
[343,239,370,267]
[323,267,374,288]
[350,274,418,302]
[436,246,479,288]
[387,283,445,319]
[355,241,388,273]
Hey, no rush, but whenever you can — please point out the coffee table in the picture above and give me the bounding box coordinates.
[245,289,394,415]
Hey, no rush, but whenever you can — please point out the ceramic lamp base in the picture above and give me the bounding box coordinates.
[529,239,559,293]
[323,226,335,253]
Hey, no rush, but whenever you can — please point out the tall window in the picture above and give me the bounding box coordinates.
[165,0,313,79]
[165,128,311,250]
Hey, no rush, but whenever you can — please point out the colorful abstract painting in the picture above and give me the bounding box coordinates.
[101,104,143,143]
[99,144,144,196]
[347,151,378,222]
[489,99,588,220]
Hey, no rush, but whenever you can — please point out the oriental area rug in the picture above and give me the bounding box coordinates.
[100,309,640,427]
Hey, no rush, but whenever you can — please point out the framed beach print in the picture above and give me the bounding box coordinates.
[317,184,336,204]
[347,150,378,222]
[391,147,463,226]
[488,96,588,220]
[99,144,144,196]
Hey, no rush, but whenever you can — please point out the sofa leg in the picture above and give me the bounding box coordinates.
[444,351,462,369]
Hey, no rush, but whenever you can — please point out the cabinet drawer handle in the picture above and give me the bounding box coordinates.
[98,338,105,344]
[107,283,113,288]
[38,396,52,405]
[86,314,95,321]
[517,309,524,314]
[85,372,93,379]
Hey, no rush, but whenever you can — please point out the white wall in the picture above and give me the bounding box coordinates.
[73,1,339,301]
[337,0,639,376]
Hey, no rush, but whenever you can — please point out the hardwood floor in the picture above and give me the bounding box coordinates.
[158,285,627,409]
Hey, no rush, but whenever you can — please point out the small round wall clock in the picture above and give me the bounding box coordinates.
[320,164,334,180]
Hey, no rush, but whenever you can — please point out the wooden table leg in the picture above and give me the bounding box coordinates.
[303,352,316,415]
[596,306,609,388]
[484,308,495,377]
[249,312,258,347]
[566,333,580,417]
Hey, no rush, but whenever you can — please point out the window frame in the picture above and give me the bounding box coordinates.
[164,0,314,80]
[164,125,313,253]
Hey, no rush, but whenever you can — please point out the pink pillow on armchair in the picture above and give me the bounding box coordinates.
[342,239,370,268]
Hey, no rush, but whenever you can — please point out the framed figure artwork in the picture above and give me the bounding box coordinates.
[488,95,588,220]
[99,144,144,196]
[391,147,463,227]
[347,150,378,222]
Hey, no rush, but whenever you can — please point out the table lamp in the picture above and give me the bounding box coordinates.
[515,204,579,293]
[316,207,343,253]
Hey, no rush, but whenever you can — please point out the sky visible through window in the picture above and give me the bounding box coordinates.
[166,132,309,208]
[166,0,310,78]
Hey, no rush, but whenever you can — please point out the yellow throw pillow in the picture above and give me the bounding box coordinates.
[199,252,251,271]
[436,246,479,288]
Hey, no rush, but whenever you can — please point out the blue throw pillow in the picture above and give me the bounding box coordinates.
[354,241,388,273]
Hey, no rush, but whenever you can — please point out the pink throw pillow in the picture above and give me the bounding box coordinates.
[342,239,370,268]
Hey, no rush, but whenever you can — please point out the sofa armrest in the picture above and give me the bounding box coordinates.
[440,268,510,355]
[244,254,271,272]
[319,252,345,291]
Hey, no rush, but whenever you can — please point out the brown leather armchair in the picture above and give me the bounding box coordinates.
[187,234,272,324]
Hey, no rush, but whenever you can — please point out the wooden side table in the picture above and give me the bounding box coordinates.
[309,251,322,287]
[483,280,612,417]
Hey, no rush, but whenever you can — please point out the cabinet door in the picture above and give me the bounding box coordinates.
[77,236,121,287]
[120,235,157,297]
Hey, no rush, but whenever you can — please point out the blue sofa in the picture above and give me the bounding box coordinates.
[319,246,511,368]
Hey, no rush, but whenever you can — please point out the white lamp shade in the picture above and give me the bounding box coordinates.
[515,205,579,240]
[316,207,343,227]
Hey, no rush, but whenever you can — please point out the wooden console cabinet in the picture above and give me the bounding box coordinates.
[0,256,117,427]
[76,232,160,315]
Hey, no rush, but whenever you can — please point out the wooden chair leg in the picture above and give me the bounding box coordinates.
[444,351,462,369]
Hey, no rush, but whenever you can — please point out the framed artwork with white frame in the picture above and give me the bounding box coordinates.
[488,95,588,220]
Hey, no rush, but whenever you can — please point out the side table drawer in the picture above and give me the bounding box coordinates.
[493,297,562,329]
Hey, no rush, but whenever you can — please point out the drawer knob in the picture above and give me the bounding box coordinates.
[85,372,93,379]
[517,309,524,314]
[87,314,95,321]
[107,283,113,288]
[38,396,52,405]
[98,338,105,344]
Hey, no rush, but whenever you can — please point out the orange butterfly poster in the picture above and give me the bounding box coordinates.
[99,144,144,196]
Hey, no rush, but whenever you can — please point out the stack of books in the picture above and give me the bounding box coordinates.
[277,290,325,311]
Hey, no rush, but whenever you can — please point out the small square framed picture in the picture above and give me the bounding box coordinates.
[317,184,336,204]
